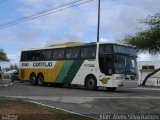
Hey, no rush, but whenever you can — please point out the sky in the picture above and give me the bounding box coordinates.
[0,0,160,68]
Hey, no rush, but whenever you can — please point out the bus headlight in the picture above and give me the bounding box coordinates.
[113,74,124,80]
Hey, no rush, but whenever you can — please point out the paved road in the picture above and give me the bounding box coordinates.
[0,81,160,119]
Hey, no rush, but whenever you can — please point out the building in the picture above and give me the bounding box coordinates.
[138,61,160,86]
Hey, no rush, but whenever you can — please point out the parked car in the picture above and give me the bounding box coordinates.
[10,71,20,82]
[3,69,17,79]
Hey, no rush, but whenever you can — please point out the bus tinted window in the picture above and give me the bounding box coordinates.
[21,51,28,61]
[30,51,41,61]
[99,44,113,54]
[41,50,52,60]
[113,45,136,56]
[81,47,87,58]
[53,49,65,60]
[21,50,52,61]
[80,45,96,59]
[66,47,80,59]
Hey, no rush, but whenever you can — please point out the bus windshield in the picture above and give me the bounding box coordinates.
[99,54,137,75]
[99,44,137,76]
[114,55,137,75]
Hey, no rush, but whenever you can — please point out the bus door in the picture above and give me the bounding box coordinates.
[99,54,114,75]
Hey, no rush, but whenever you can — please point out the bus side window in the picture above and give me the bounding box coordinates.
[80,45,96,59]
[52,50,57,60]
[53,49,65,60]
[66,47,80,59]
[66,49,71,59]
[88,46,96,59]
[41,50,52,60]
[21,51,28,61]
[30,52,36,61]
[80,47,88,58]
[30,51,41,61]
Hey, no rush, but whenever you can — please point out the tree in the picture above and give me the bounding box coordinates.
[0,49,9,61]
[122,13,160,86]
[9,63,18,70]
[123,13,160,53]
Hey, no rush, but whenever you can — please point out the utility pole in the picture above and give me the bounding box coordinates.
[97,0,101,42]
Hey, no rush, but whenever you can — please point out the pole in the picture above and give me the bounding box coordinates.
[97,0,101,42]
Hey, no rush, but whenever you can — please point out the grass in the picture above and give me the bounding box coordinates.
[0,98,94,120]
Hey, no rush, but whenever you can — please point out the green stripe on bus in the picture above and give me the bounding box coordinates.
[63,60,84,84]
[55,60,74,83]
[55,60,84,84]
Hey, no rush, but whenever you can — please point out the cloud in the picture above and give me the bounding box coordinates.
[16,0,159,40]
[8,53,20,64]
[138,53,160,61]
[1,0,160,64]
[99,38,115,43]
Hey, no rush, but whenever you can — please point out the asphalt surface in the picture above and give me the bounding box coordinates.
[0,81,160,119]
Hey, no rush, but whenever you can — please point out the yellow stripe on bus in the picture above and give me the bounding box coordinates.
[48,42,84,47]
[19,61,65,83]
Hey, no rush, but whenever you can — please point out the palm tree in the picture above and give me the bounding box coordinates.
[0,49,9,80]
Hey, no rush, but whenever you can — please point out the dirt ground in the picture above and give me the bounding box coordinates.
[0,98,93,120]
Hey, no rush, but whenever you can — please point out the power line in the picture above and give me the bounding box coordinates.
[0,0,95,29]
[0,0,83,27]
[0,0,94,29]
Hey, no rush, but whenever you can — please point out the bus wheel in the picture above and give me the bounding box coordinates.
[37,74,44,86]
[30,74,37,86]
[86,76,97,90]
[106,87,116,92]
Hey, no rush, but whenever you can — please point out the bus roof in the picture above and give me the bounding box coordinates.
[22,42,85,51]
[48,42,85,47]
[21,41,134,51]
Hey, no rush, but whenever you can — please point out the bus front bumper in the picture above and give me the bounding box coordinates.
[119,80,138,88]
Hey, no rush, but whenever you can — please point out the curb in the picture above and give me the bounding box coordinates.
[0,80,13,87]
[0,83,13,87]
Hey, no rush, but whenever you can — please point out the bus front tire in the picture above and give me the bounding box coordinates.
[37,74,44,86]
[30,74,37,86]
[106,87,116,92]
[86,76,97,91]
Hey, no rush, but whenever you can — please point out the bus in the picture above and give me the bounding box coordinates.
[19,42,137,91]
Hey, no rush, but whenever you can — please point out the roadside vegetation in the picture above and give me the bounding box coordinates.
[0,49,9,62]
[122,13,160,86]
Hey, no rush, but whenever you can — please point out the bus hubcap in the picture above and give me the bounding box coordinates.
[88,79,94,88]
[38,77,43,85]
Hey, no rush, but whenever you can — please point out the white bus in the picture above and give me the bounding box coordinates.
[19,42,137,91]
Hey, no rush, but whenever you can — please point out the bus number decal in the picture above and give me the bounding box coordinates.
[84,64,95,67]
[21,63,29,67]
